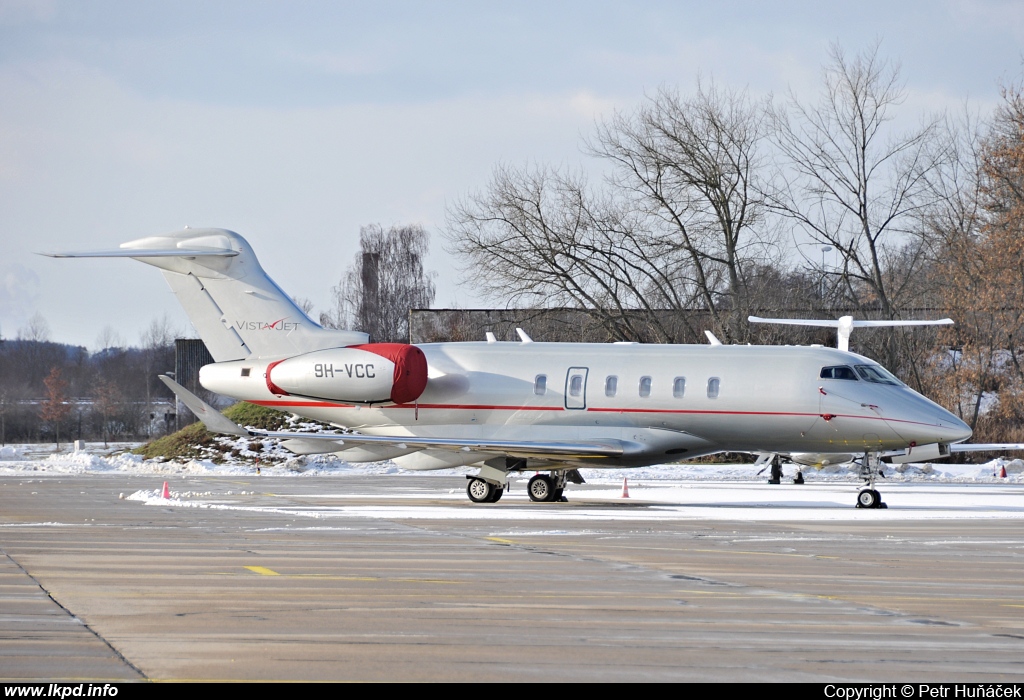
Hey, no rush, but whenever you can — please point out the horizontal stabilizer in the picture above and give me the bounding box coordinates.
[41,248,238,258]
[47,228,370,361]
[157,375,250,437]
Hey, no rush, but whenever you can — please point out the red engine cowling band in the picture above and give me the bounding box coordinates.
[264,343,428,404]
[349,343,428,404]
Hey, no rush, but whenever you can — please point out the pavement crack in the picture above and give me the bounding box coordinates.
[0,546,148,680]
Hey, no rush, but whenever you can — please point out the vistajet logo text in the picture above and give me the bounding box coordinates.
[235,318,300,332]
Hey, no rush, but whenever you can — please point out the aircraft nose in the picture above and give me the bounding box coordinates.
[904,400,972,445]
[883,389,972,445]
[939,410,972,444]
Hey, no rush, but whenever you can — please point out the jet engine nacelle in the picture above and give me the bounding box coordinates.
[267,343,427,404]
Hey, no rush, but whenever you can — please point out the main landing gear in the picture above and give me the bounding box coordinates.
[466,467,582,504]
[855,452,887,509]
[527,472,568,503]
[466,477,504,503]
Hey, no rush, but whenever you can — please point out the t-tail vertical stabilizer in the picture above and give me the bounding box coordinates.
[44,228,368,360]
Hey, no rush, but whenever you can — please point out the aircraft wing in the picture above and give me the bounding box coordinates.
[246,429,626,458]
[158,375,626,459]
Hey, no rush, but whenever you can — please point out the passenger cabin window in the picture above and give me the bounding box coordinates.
[673,377,686,398]
[569,375,583,397]
[605,375,618,397]
[534,374,547,395]
[639,376,652,397]
[854,365,902,386]
[707,377,720,398]
[820,365,858,380]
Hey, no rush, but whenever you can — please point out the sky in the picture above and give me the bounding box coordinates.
[1,0,1022,349]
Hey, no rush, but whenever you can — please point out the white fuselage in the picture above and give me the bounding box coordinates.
[200,341,972,469]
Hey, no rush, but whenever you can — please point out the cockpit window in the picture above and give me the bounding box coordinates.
[854,365,903,386]
[820,365,858,380]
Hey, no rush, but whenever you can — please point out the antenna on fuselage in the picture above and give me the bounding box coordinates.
[516,328,533,344]
[704,330,723,346]
[748,315,954,352]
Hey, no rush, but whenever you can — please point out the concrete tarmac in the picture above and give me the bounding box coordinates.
[1,474,1023,682]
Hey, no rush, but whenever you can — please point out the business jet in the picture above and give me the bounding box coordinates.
[746,315,1024,491]
[46,228,973,508]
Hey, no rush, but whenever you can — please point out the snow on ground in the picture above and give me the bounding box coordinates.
[4,442,1021,522]
[1,441,1022,483]
[119,481,1024,522]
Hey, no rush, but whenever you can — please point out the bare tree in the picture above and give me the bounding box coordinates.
[589,82,774,342]
[292,297,316,318]
[328,224,436,343]
[139,313,178,435]
[92,379,120,448]
[95,325,125,351]
[17,312,51,342]
[769,42,944,336]
[446,82,773,343]
[446,165,675,342]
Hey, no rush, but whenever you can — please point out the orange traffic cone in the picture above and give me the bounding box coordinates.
[161,481,170,499]
[999,465,1007,478]
[621,477,630,498]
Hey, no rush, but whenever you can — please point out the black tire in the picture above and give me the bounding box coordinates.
[856,489,879,509]
[467,478,495,503]
[528,474,555,502]
[488,486,504,503]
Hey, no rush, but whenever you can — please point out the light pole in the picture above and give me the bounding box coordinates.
[820,246,832,300]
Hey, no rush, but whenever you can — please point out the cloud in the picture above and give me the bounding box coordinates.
[0,0,55,25]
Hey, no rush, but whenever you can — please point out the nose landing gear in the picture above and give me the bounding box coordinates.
[856,488,883,508]
[855,452,888,509]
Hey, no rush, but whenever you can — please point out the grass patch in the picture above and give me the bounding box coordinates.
[133,421,218,461]
[132,402,315,462]
[221,401,294,431]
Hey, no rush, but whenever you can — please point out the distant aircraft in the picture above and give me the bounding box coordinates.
[46,228,973,508]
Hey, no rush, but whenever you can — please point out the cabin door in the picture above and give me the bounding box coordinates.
[564,367,589,410]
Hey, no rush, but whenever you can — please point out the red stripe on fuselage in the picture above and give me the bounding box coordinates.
[247,400,939,428]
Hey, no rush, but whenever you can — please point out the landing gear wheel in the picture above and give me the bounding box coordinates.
[488,486,504,503]
[553,488,565,502]
[856,488,881,509]
[528,474,556,502]
[467,478,496,503]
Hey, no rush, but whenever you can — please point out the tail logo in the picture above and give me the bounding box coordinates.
[236,317,300,332]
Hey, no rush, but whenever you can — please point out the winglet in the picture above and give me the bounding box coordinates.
[704,330,722,345]
[157,375,250,437]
